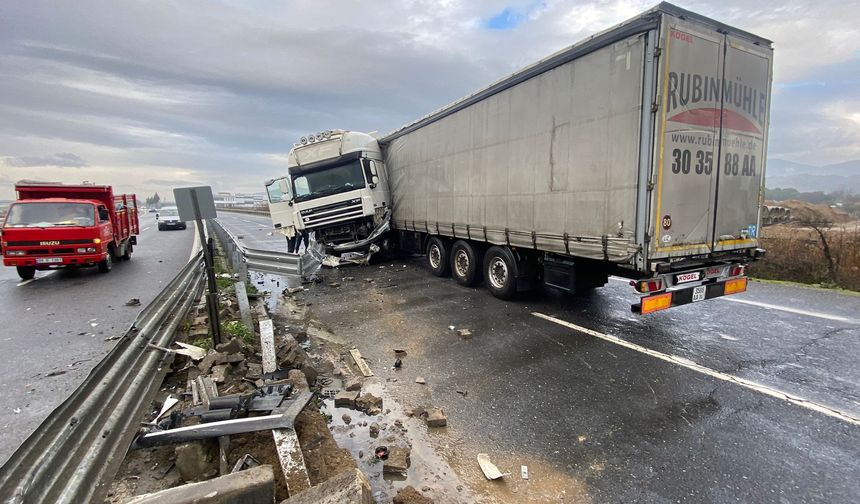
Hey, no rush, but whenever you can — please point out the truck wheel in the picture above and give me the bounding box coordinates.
[98,250,113,273]
[450,240,481,286]
[121,242,133,261]
[426,237,450,277]
[484,246,517,299]
[16,266,36,281]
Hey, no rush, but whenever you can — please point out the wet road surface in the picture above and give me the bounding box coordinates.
[0,213,195,464]
[219,211,860,503]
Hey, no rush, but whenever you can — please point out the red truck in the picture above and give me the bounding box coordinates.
[0,182,139,280]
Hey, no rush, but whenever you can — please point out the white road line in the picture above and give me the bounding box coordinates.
[142,226,151,232]
[532,312,860,426]
[720,297,855,323]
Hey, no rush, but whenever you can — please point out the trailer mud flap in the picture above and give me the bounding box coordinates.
[633,277,747,314]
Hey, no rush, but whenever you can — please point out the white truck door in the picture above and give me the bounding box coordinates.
[265,177,295,233]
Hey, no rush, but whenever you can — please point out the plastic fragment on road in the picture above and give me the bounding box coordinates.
[521,465,529,480]
[153,395,179,423]
[478,454,510,480]
[174,342,207,361]
[349,348,374,377]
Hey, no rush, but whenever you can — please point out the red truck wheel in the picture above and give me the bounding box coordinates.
[16,266,35,281]
[98,252,113,273]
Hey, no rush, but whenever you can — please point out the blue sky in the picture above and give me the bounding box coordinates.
[0,0,857,199]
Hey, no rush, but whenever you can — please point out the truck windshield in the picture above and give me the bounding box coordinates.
[292,160,365,202]
[4,202,96,228]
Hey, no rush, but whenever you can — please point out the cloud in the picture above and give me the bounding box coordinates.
[0,0,857,200]
[3,152,88,168]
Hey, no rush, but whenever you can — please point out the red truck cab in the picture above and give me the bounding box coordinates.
[0,182,139,280]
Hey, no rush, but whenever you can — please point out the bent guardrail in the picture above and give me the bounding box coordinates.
[208,219,304,277]
[0,252,205,504]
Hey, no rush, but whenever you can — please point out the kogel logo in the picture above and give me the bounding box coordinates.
[666,71,768,134]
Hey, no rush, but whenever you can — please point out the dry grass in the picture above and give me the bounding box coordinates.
[749,223,860,291]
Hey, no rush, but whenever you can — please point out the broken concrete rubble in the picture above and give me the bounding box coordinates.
[175,440,218,482]
[355,393,383,415]
[210,364,231,384]
[344,377,362,392]
[393,486,433,504]
[425,408,447,428]
[279,468,373,504]
[368,423,380,438]
[216,337,247,355]
[382,446,411,476]
[334,391,359,409]
[126,465,275,504]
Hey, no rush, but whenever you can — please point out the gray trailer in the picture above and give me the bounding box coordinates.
[381,2,772,313]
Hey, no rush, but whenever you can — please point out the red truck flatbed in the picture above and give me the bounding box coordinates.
[0,181,139,280]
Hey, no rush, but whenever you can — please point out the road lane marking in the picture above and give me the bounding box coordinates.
[719,297,855,323]
[532,312,860,426]
[142,226,151,232]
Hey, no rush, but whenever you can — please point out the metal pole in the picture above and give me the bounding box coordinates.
[191,190,222,346]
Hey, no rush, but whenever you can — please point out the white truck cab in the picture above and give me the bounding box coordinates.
[266,130,391,253]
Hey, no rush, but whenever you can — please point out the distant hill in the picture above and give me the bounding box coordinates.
[765,159,860,193]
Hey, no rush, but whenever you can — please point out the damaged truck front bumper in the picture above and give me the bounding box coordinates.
[328,210,391,254]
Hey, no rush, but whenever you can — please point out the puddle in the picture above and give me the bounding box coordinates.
[323,381,473,503]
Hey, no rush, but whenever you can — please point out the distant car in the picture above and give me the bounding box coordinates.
[157,206,186,230]
[148,208,157,213]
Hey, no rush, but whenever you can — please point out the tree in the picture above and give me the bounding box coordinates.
[145,193,161,208]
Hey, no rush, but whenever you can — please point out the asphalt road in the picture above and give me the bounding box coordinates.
[0,213,195,465]
[219,212,859,503]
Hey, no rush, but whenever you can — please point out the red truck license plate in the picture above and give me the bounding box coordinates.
[35,257,62,264]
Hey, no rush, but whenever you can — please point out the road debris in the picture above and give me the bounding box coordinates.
[415,377,426,384]
[231,454,261,473]
[45,370,68,377]
[355,393,383,415]
[374,446,389,460]
[349,348,373,377]
[457,328,473,339]
[425,408,447,428]
[477,453,509,480]
[394,357,402,368]
[521,465,529,479]
[13,408,21,414]
[104,335,121,341]
[383,446,411,475]
[455,389,468,397]
[334,391,359,408]
[125,298,141,307]
[394,486,433,504]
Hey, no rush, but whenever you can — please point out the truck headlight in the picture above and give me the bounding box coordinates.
[77,247,97,253]
[6,250,25,256]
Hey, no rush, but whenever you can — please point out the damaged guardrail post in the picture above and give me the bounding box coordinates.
[259,319,311,495]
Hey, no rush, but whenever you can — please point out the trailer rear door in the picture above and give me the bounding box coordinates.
[711,36,772,252]
[651,17,771,259]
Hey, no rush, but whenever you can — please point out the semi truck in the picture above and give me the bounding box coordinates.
[269,2,773,314]
[0,182,139,280]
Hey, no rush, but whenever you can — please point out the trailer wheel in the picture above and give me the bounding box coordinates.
[16,266,35,281]
[426,237,450,277]
[98,250,113,273]
[450,240,482,287]
[484,246,517,299]
[121,242,133,261]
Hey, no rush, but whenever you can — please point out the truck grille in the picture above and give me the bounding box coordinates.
[300,199,364,229]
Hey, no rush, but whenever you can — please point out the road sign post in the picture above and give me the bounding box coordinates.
[175,186,221,347]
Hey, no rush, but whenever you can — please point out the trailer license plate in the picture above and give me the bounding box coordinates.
[36,257,62,264]
[692,285,706,302]
[675,271,701,284]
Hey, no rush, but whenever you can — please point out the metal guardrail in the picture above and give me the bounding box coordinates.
[208,219,303,277]
[0,252,205,504]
